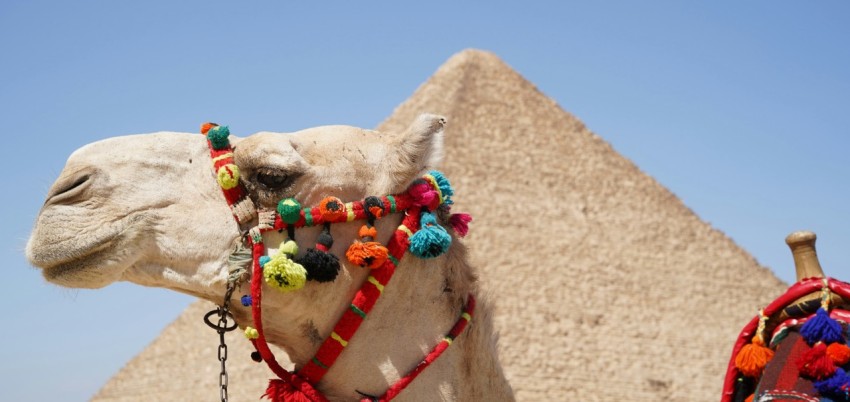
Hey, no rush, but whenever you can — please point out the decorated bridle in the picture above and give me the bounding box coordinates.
[200,123,475,402]
[724,277,850,402]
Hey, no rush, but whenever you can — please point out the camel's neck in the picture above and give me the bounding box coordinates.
[312,242,513,401]
[231,237,513,401]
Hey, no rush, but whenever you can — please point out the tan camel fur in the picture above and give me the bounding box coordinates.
[26,114,514,401]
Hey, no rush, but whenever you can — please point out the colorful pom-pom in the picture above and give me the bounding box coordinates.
[408,180,438,207]
[814,367,850,397]
[409,212,452,258]
[449,213,472,237]
[207,125,230,150]
[359,225,378,239]
[201,122,218,135]
[265,379,313,402]
[428,170,454,199]
[346,241,389,269]
[263,256,307,292]
[318,197,347,221]
[828,342,850,366]
[216,164,240,190]
[240,295,252,307]
[259,256,271,267]
[735,336,774,378]
[298,249,340,283]
[801,308,845,345]
[245,326,259,340]
[317,230,333,250]
[798,342,837,380]
[364,196,384,220]
[277,198,302,225]
[278,240,298,257]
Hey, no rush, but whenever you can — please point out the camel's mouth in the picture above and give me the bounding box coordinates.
[27,212,151,289]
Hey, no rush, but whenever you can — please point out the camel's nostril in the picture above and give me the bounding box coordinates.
[46,173,93,205]
[60,175,89,195]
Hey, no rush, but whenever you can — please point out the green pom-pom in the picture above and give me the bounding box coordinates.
[263,256,307,292]
[277,198,302,224]
[278,240,298,256]
[207,125,231,150]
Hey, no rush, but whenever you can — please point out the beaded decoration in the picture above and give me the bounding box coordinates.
[203,123,475,402]
[201,123,256,225]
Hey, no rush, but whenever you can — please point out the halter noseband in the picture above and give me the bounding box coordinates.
[202,123,475,402]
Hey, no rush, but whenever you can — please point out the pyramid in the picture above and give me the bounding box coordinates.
[93,50,787,401]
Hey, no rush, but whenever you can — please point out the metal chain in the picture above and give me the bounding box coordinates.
[205,282,239,402]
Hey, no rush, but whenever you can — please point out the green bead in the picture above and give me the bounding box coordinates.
[277,198,302,224]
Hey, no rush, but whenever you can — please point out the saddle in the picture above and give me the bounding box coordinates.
[724,231,850,402]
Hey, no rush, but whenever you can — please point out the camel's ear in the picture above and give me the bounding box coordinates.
[388,114,446,189]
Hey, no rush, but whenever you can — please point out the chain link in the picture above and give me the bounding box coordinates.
[205,282,239,402]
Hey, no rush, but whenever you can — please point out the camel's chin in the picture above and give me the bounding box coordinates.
[39,245,131,289]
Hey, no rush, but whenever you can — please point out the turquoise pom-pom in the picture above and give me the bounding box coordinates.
[429,170,454,198]
[277,198,302,224]
[207,125,231,150]
[409,212,452,258]
[259,256,271,267]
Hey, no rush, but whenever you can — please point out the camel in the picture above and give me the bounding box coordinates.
[26,114,514,401]
[724,231,850,402]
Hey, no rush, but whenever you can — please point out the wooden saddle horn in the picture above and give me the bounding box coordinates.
[786,230,825,281]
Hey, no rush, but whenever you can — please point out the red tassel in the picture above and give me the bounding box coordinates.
[449,213,472,237]
[263,379,313,402]
[797,342,837,380]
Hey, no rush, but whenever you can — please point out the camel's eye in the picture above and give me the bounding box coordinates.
[256,171,293,190]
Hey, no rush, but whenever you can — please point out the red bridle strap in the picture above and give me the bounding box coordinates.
[203,124,475,401]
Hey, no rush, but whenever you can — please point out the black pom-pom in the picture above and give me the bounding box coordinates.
[364,196,384,222]
[251,351,262,362]
[298,249,341,283]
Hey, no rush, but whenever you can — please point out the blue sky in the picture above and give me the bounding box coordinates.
[2,1,848,400]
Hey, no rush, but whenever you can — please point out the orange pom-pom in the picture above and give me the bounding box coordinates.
[318,197,347,221]
[827,343,850,366]
[735,337,774,378]
[358,225,378,239]
[201,122,218,134]
[346,241,388,269]
[744,394,754,402]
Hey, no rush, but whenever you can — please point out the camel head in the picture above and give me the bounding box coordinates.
[26,114,446,303]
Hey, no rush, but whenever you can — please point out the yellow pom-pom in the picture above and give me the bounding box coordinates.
[263,256,307,292]
[217,164,240,190]
[244,326,259,340]
[278,240,299,257]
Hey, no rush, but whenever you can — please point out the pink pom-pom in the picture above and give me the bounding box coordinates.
[409,181,437,207]
[450,213,472,237]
